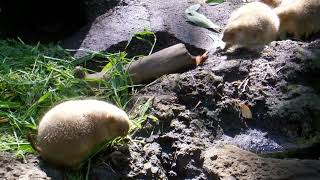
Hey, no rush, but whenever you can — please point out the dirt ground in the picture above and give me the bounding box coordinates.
[1,0,320,179]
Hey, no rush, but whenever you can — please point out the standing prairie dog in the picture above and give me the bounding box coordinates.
[31,99,130,169]
[274,0,320,39]
[222,2,280,52]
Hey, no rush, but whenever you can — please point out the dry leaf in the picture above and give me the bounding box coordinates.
[239,103,252,119]
[194,51,209,65]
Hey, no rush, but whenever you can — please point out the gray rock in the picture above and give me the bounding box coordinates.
[203,145,320,180]
[0,152,51,180]
[63,0,242,57]
[218,129,285,153]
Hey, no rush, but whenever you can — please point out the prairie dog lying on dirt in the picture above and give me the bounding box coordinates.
[274,0,320,39]
[222,2,280,52]
[31,99,130,169]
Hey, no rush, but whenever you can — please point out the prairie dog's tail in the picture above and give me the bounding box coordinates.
[27,132,42,153]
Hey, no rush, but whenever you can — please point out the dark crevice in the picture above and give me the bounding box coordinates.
[0,0,121,42]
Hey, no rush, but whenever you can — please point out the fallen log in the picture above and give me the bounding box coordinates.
[74,43,208,84]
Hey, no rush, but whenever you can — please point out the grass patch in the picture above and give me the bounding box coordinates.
[0,38,154,160]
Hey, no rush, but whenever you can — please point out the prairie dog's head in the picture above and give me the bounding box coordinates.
[222,22,258,46]
[222,23,238,44]
[274,7,295,35]
[89,100,130,138]
[102,110,130,137]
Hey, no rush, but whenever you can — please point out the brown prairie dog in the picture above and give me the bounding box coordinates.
[33,99,130,169]
[274,0,320,39]
[258,0,295,8]
[259,0,283,8]
[222,2,280,51]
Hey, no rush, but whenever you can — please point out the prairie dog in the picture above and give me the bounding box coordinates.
[274,0,320,39]
[259,0,296,8]
[222,2,280,51]
[33,99,130,169]
[259,0,282,8]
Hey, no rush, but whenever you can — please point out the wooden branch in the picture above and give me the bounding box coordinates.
[74,43,208,84]
[127,43,207,84]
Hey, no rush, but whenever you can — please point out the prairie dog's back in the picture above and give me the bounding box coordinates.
[258,0,295,8]
[230,2,280,29]
[38,100,128,129]
[274,0,320,38]
[38,100,127,142]
[229,2,278,24]
[259,0,282,7]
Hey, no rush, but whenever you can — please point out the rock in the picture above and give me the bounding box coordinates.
[63,0,242,57]
[268,93,320,137]
[202,145,320,180]
[17,169,49,180]
[0,152,52,180]
[218,129,285,153]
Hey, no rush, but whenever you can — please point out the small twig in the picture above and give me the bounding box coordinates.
[193,101,202,110]
[194,51,209,66]
[242,78,250,93]
[127,97,141,115]
[102,162,117,174]
[238,77,248,91]
[145,78,161,87]
[85,159,91,180]
[127,136,140,149]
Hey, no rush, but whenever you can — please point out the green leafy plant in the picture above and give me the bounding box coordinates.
[1,29,160,179]
[126,28,157,55]
[0,38,155,159]
[206,0,224,4]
